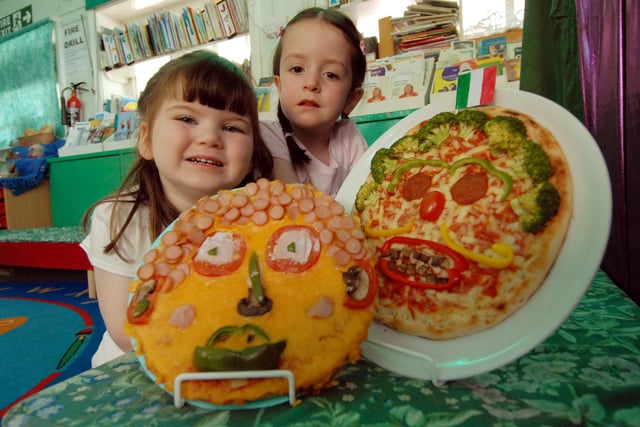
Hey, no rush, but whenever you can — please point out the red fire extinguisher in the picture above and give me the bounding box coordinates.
[62,82,88,128]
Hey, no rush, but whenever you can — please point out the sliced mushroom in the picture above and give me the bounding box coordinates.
[134,279,156,303]
[238,253,273,317]
[342,265,370,301]
[238,289,273,316]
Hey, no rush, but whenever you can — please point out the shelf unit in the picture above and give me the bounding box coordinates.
[48,147,136,227]
[87,0,250,112]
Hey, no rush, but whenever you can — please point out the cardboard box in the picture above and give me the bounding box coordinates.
[4,180,52,229]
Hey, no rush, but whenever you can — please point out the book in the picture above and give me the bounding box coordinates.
[193,9,209,43]
[101,28,121,67]
[199,8,217,41]
[432,64,460,93]
[170,12,188,49]
[407,4,459,15]
[114,111,139,142]
[391,14,458,36]
[206,2,225,40]
[216,0,237,38]
[126,24,144,60]
[182,7,199,45]
[115,27,135,64]
[98,37,112,70]
[230,0,249,32]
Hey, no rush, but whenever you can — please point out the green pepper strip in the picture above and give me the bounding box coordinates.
[248,252,265,304]
[378,236,468,290]
[206,324,270,346]
[450,157,513,201]
[387,159,450,193]
[194,324,287,372]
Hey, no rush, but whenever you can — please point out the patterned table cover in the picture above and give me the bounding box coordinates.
[3,270,639,427]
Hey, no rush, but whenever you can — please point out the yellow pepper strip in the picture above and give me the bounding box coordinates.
[365,220,415,238]
[439,223,514,269]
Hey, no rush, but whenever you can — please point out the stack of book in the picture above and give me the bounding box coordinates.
[390,1,460,56]
[100,0,248,70]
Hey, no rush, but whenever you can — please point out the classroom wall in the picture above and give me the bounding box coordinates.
[0,0,84,23]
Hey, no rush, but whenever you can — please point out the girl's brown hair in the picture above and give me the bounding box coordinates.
[272,7,366,167]
[83,50,273,261]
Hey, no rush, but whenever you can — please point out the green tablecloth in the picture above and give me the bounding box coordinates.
[3,270,639,426]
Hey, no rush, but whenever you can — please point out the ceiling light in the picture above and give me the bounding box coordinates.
[133,0,165,10]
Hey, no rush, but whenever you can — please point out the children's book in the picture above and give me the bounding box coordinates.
[114,111,139,141]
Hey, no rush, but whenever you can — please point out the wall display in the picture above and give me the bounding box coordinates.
[61,18,92,85]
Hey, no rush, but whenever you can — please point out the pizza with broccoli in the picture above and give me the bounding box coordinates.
[354,105,572,339]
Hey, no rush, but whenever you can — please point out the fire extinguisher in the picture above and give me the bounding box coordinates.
[61,82,88,128]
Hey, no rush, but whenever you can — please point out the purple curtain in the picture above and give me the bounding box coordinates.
[575,0,640,304]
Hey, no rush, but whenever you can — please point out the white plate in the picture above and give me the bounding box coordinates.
[335,89,612,384]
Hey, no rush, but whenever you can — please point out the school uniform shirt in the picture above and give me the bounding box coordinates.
[80,199,151,367]
[260,120,367,197]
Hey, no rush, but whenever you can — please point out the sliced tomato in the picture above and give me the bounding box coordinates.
[266,225,321,273]
[419,190,445,222]
[343,259,379,309]
[193,232,247,276]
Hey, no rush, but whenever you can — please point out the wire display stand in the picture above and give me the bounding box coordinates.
[173,369,297,409]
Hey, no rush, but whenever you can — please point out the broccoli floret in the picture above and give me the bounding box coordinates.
[511,181,560,233]
[355,182,381,212]
[390,134,422,155]
[483,115,528,153]
[456,109,490,139]
[416,111,457,148]
[370,148,398,184]
[520,140,553,182]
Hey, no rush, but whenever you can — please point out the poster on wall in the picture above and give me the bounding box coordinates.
[61,17,92,86]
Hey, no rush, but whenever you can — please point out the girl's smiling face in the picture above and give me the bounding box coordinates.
[275,19,363,136]
[138,96,254,212]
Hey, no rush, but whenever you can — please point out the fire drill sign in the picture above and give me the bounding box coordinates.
[0,6,33,37]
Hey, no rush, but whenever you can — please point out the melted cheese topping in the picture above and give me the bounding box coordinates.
[359,111,567,339]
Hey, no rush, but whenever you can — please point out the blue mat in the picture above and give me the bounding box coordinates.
[0,279,105,416]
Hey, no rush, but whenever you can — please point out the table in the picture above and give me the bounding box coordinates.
[3,270,639,426]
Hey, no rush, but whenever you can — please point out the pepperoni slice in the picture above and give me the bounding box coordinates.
[450,171,488,205]
[401,173,432,201]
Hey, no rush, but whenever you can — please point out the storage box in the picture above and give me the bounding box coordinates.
[17,132,56,147]
[4,180,52,229]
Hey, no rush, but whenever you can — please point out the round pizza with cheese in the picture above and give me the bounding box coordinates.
[354,105,572,340]
[125,179,377,405]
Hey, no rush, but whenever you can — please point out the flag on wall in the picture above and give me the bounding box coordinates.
[455,65,497,109]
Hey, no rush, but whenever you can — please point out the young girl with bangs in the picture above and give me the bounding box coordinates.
[81,50,273,367]
[260,7,367,197]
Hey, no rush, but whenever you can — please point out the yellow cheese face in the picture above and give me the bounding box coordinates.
[125,181,375,405]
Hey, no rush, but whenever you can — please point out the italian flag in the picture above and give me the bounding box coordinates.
[455,65,498,109]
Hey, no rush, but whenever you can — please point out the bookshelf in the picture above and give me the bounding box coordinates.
[88,0,249,110]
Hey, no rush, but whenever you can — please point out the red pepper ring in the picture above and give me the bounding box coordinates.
[378,236,469,290]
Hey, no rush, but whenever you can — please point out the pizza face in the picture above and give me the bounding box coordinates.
[125,180,376,405]
[354,105,572,340]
